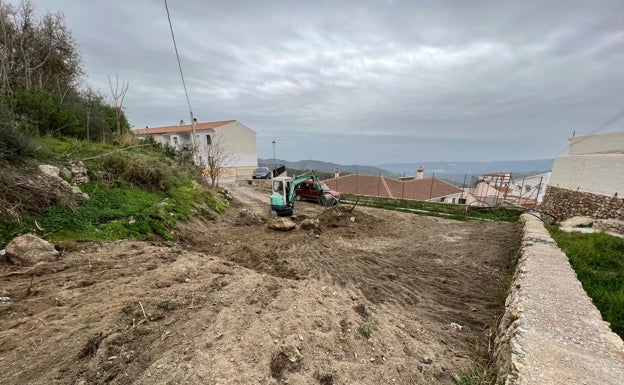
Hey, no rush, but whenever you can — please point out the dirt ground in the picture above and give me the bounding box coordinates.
[0,182,521,385]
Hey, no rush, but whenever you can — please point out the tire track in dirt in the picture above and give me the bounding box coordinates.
[0,185,521,385]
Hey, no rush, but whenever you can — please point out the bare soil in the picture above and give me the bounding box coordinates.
[0,183,521,385]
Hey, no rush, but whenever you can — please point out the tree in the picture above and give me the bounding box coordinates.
[0,0,82,97]
[202,133,237,188]
[0,0,127,142]
[108,73,129,136]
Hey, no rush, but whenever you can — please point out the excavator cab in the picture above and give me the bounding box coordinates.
[270,176,294,216]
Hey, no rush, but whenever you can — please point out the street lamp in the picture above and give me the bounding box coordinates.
[272,140,276,178]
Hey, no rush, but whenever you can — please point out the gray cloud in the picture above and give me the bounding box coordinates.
[25,0,624,164]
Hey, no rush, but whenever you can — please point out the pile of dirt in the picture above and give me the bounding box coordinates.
[0,185,522,384]
[314,205,379,230]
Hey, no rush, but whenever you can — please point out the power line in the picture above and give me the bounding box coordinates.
[164,0,198,163]
[164,0,193,115]
[551,104,624,158]
[497,102,624,185]
[584,104,624,138]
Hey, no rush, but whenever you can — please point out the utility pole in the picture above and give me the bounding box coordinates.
[429,171,435,200]
[190,111,198,165]
[272,140,276,178]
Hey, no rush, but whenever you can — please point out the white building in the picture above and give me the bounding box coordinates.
[508,172,551,204]
[549,131,624,196]
[132,120,257,175]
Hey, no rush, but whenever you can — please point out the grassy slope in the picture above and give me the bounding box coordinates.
[549,227,624,338]
[0,136,227,248]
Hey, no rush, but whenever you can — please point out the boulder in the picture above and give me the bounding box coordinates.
[268,217,296,231]
[38,164,60,178]
[5,234,59,266]
[560,216,594,227]
[300,218,320,231]
[59,167,73,180]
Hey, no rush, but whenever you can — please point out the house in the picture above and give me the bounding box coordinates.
[478,172,511,188]
[468,181,509,207]
[541,130,624,220]
[132,120,257,176]
[506,172,551,207]
[323,173,466,203]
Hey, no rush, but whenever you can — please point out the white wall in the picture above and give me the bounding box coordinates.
[135,121,257,169]
[549,154,624,196]
[569,131,624,155]
[509,173,551,203]
[212,121,257,168]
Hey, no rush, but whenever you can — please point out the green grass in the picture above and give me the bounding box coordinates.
[0,181,227,247]
[0,136,228,248]
[359,322,375,339]
[453,364,503,385]
[342,194,523,222]
[548,227,624,338]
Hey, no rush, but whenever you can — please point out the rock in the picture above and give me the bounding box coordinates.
[59,167,72,180]
[594,219,624,236]
[560,216,594,227]
[421,357,433,364]
[70,161,89,184]
[5,234,59,266]
[70,185,90,200]
[300,218,320,230]
[38,164,89,200]
[280,344,303,363]
[268,217,296,231]
[38,164,60,178]
[238,209,264,225]
[449,322,464,331]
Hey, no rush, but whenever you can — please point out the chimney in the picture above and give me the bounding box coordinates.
[416,166,424,180]
[179,120,185,126]
[334,168,341,179]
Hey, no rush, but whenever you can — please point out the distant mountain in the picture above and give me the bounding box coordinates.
[257,158,397,177]
[380,159,554,178]
[257,158,555,186]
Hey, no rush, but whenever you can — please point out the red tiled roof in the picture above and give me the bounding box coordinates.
[131,120,236,135]
[324,175,463,200]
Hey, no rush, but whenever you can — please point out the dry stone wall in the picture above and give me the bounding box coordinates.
[494,215,624,385]
[540,185,624,221]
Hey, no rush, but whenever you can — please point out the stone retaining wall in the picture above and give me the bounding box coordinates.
[494,214,624,385]
[540,185,624,221]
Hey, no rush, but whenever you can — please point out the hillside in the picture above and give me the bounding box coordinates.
[0,137,228,248]
[380,159,554,177]
[258,158,397,176]
[258,158,554,186]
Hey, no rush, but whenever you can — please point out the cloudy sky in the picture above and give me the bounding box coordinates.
[24,0,624,164]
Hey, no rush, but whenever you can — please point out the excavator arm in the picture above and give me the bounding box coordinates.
[270,171,325,216]
[287,171,321,204]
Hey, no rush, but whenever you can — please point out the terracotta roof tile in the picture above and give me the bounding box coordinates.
[131,120,236,135]
[324,175,463,200]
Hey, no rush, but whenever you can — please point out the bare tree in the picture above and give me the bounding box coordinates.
[202,133,237,188]
[108,73,129,136]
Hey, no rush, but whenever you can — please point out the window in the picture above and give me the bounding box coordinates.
[452,197,456,203]
[206,135,212,145]
[173,137,178,146]
[458,198,467,204]
[525,185,531,192]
